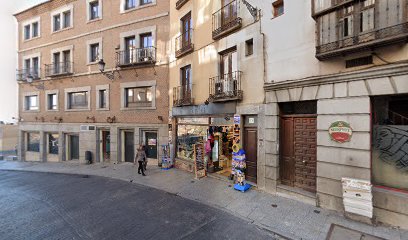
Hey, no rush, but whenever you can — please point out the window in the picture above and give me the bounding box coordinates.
[90,43,100,63]
[140,0,152,6]
[125,87,153,108]
[51,49,72,74]
[48,134,59,155]
[125,36,136,63]
[180,12,192,48]
[273,0,284,18]
[360,0,375,32]
[245,39,254,56]
[339,6,353,38]
[68,92,88,109]
[89,1,100,20]
[125,0,136,10]
[52,6,73,32]
[23,56,40,78]
[48,93,58,110]
[25,95,38,111]
[24,25,31,40]
[27,133,40,152]
[140,33,153,48]
[53,15,61,31]
[32,22,39,38]
[99,89,107,109]
[372,95,408,191]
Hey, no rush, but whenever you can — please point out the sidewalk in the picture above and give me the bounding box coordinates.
[0,160,406,240]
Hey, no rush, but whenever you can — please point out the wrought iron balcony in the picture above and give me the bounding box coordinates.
[316,22,408,60]
[16,68,41,82]
[116,47,156,67]
[173,85,194,107]
[176,0,189,10]
[209,71,243,102]
[212,0,242,40]
[175,29,194,58]
[45,62,73,77]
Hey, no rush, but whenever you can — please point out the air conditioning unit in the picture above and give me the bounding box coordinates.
[80,125,96,132]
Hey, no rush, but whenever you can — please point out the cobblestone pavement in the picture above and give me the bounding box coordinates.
[0,160,406,240]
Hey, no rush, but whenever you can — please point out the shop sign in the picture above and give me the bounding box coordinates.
[234,115,241,124]
[329,121,353,143]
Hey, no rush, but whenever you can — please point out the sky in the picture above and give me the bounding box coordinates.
[0,0,47,123]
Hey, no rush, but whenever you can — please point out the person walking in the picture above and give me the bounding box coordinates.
[135,145,146,176]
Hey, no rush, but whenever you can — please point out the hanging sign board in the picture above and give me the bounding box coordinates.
[194,143,206,179]
[329,121,353,143]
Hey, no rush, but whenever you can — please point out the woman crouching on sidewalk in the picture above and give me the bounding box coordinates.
[134,145,146,176]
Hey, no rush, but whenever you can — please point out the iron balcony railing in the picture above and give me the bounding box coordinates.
[176,0,189,10]
[16,68,41,81]
[175,29,194,58]
[316,22,408,59]
[173,85,194,107]
[209,71,243,102]
[45,62,73,77]
[212,0,242,40]
[116,46,156,67]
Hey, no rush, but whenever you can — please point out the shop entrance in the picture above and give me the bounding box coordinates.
[145,132,158,159]
[124,131,134,163]
[100,130,110,162]
[279,101,317,193]
[69,135,79,161]
[243,116,258,183]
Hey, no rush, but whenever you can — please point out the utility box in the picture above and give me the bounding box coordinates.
[342,178,373,218]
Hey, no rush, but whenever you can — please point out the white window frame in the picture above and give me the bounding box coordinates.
[51,4,74,33]
[96,84,110,111]
[86,38,103,64]
[22,17,41,41]
[45,89,59,112]
[22,91,40,112]
[120,0,156,14]
[22,52,41,72]
[119,26,156,51]
[120,80,156,110]
[87,0,103,22]
[64,86,91,112]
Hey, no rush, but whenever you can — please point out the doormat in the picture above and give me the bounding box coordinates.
[326,224,385,240]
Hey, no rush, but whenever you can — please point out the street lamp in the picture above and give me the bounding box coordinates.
[98,59,119,80]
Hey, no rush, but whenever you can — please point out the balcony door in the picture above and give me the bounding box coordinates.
[125,36,136,64]
[221,0,237,25]
[181,12,192,48]
[53,52,60,74]
[181,65,191,102]
[62,50,70,73]
[219,49,238,95]
[140,33,153,60]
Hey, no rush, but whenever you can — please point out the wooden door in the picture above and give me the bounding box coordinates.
[124,132,134,163]
[293,117,317,193]
[244,127,258,183]
[70,135,79,160]
[181,12,192,47]
[280,117,295,186]
[102,131,110,162]
[280,116,317,192]
[145,132,158,159]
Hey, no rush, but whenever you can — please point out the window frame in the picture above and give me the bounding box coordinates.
[48,133,59,155]
[45,90,59,111]
[27,132,40,153]
[51,5,74,33]
[125,87,153,108]
[22,17,41,41]
[23,91,40,112]
[120,81,156,110]
[87,0,103,22]
[96,84,110,111]
[87,38,103,65]
[64,86,91,112]
[272,0,284,18]
[120,0,156,13]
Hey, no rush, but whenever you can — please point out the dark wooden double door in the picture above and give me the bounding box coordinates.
[280,116,317,193]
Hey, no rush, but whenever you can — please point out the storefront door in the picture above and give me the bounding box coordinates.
[124,131,134,163]
[102,130,110,162]
[70,135,79,160]
[280,116,317,193]
[146,132,158,159]
[244,127,257,183]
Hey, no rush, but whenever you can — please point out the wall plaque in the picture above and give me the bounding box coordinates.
[329,121,353,143]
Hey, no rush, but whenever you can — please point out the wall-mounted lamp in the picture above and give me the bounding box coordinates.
[98,59,121,81]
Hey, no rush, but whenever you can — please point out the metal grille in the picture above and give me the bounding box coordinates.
[346,55,373,68]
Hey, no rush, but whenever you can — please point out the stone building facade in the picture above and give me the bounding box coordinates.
[15,0,169,164]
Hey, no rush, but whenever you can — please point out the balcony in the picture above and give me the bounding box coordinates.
[175,0,189,10]
[175,29,194,58]
[116,47,156,67]
[16,68,41,82]
[212,0,242,40]
[173,85,194,107]
[316,22,408,60]
[209,71,243,102]
[45,62,73,77]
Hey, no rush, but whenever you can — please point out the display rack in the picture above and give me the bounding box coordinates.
[194,143,207,179]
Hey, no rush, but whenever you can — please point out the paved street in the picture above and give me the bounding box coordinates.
[0,170,278,240]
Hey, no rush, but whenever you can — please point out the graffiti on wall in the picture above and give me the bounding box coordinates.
[373,126,408,172]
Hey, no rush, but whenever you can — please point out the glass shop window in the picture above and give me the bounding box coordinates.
[177,124,208,162]
[372,95,408,191]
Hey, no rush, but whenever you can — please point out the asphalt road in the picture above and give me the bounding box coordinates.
[0,170,277,240]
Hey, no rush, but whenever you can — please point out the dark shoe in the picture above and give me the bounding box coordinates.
[138,171,141,174]
[142,174,146,176]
